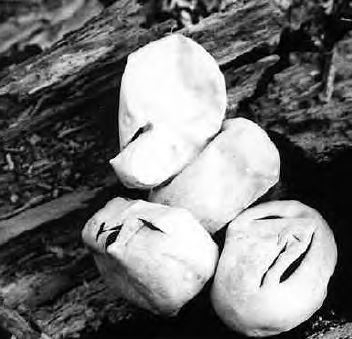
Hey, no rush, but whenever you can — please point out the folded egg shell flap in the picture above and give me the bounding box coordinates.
[110,125,198,189]
[112,34,227,189]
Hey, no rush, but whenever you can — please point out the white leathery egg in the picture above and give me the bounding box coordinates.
[82,197,219,316]
[111,34,226,189]
[150,118,280,234]
[211,200,337,337]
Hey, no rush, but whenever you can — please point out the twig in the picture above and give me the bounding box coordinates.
[0,195,46,221]
[57,123,91,138]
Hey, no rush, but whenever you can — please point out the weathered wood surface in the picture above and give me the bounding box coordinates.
[0,305,40,339]
[0,0,283,143]
[0,187,101,246]
[1,0,351,163]
[0,0,103,59]
[237,48,352,163]
[307,323,352,339]
[0,179,130,338]
[0,0,352,338]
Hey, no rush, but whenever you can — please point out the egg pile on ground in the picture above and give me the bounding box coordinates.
[82,34,337,337]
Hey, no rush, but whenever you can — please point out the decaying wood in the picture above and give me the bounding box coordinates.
[0,0,351,163]
[237,44,352,163]
[307,323,352,339]
[0,0,284,143]
[0,180,142,338]
[0,305,40,339]
[0,0,352,338]
[0,172,149,337]
[0,0,103,57]
[0,186,102,246]
[31,278,135,338]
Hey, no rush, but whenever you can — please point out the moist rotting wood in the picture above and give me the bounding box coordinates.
[0,107,119,219]
[0,0,104,73]
[307,322,352,339]
[0,187,102,246]
[0,195,121,337]
[237,45,352,163]
[0,176,148,338]
[0,181,114,302]
[0,305,40,339]
[225,55,280,112]
[0,1,351,338]
[30,278,137,339]
[1,0,350,164]
[0,0,284,143]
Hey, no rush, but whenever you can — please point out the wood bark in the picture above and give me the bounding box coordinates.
[0,0,351,338]
[1,0,351,162]
[0,305,40,339]
[0,0,283,143]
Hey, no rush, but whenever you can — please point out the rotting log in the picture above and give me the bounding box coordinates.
[0,180,129,338]
[0,0,104,68]
[0,0,284,143]
[236,50,352,163]
[0,0,352,338]
[0,0,351,163]
[0,173,149,338]
[0,305,40,339]
[0,187,101,246]
[307,323,352,339]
